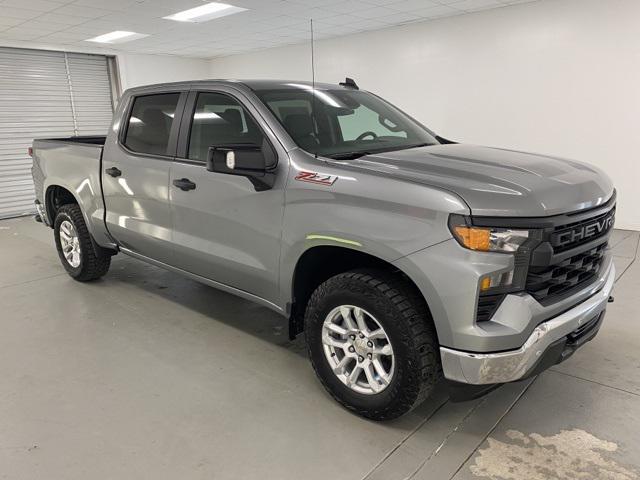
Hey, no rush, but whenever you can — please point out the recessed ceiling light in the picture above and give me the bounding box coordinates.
[85,31,149,44]
[163,2,247,23]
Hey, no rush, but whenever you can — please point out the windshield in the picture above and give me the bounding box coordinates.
[255,86,439,158]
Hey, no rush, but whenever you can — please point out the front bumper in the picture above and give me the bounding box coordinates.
[440,261,615,385]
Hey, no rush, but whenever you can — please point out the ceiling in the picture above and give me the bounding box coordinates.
[0,0,535,58]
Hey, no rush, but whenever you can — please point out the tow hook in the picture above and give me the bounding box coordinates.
[608,296,615,303]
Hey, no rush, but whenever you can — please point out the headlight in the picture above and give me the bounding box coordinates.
[449,216,529,253]
[449,215,534,321]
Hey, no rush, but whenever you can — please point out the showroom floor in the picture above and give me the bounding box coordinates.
[0,216,638,480]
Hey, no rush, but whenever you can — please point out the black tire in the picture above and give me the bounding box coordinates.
[54,204,111,282]
[305,269,441,420]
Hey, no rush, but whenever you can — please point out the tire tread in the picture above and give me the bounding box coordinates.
[305,269,440,420]
[55,204,111,281]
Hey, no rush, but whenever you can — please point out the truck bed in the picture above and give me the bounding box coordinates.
[31,136,108,245]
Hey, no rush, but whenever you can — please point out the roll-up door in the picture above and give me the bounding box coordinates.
[0,47,115,219]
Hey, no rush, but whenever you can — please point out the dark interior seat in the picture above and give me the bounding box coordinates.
[219,108,243,136]
[284,113,319,151]
[127,108,171,155]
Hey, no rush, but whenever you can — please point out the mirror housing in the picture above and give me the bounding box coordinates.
[206,140,277,191]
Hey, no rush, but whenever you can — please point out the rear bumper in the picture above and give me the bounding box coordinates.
[440,261,615,385]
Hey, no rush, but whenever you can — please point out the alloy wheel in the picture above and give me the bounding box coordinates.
[59,220,81,268]
[321,305,395,395]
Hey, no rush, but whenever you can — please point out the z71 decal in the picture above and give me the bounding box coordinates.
[295,171,338,186]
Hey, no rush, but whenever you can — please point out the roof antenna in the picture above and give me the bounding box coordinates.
[339,77,359,90]
[310,19,318,159]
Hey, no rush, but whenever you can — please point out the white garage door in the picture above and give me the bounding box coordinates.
[0,47,115,219]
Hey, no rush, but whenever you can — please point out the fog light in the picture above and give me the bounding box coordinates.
[479,270,514,292]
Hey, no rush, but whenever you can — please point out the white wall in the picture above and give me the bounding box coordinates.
[117,53,210,90]
[209,0,640,231]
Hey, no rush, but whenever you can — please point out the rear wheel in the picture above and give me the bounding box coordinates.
[54,204,111,281]
[305,269,441,420]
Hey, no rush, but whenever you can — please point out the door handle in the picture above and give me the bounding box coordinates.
[173,178,196,191]
[105,167,122,178]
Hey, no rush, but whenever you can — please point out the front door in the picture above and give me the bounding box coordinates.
[102,91,185,264]
[169,90,286,302]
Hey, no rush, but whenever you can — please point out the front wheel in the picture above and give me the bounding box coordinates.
[54,204,111,281]
[305,269,441,420]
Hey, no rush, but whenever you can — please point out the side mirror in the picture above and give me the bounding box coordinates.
[206,141,277,191]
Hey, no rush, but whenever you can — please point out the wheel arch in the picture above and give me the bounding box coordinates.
[45,184,115,258]
[45,184,79,226]
[287,244,433,340]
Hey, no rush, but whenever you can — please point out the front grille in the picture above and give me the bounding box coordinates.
[550,207,615,254]
[526,242,607,304]
[470,197,615,320]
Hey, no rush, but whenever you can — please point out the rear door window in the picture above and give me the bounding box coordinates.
[124,93,181,156]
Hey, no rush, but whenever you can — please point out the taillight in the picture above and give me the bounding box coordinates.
[28,147,33,157]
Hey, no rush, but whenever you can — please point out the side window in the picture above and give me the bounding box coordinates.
[337,104,407,141]
[124,93,180,156]
[188,92,265,162]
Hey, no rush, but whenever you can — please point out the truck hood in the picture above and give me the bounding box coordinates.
[333,144,614,217]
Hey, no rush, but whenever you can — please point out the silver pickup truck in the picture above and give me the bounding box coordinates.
[31,79,616,420]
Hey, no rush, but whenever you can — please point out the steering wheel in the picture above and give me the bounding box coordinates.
[355,131,378,141]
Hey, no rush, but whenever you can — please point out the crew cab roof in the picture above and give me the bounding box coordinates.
[238,79,345,91]
[122,79,352,96]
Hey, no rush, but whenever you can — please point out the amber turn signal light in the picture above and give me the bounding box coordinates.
[453,226,491,251]
[479,277,492,291]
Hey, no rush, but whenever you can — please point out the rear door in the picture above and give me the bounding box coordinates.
[168,87,287,302]
[102,91,187,264]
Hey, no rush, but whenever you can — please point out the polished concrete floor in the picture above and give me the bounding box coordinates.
[0,216,638,480]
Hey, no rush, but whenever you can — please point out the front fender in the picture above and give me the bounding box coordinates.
[278,150,470,307]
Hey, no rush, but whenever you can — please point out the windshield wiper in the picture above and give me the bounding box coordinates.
[393,142,434,151]
[328,142,435,160]
[327,151,372,160]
